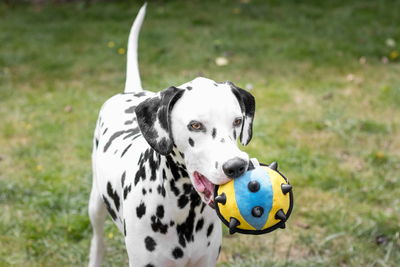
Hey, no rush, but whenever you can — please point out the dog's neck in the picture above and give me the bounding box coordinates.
[137,145,204,211]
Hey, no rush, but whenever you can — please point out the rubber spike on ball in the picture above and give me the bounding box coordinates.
[229,217,240,234]
[269,161,278,171]
[275,209,287,221]
[215,193,226,205]
[281,184,292,195]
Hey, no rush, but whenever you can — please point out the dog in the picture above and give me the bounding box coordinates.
[88,4,255,267]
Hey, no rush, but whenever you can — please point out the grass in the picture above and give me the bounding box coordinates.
[1,0,400,266]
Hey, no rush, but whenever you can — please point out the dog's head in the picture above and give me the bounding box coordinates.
[135,77,255,205]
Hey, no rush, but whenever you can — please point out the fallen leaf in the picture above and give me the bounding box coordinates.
[215,57,229,66]
[64,105,73,113]
[385,38,396,48]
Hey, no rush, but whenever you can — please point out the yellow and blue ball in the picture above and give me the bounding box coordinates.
[214,162,293,235]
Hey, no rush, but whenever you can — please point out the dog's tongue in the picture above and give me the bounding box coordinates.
[193,172,214,194]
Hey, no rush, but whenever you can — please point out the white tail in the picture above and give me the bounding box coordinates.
[124,3,147,93]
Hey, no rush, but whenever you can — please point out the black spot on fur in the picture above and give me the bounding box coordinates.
[147,149,159,181]
[220,138,225,143]
[104,129,138,152]
[121,171,126,187]
[102,128,108,135]
[200,202,206,213]
[172,247,184,259]
[134,159,146,186]
[208,241,210,247]
[166,155,183,181]
[179,152,185,158]
[107,182,120,211]
[183,183,193,195]
[134,91,146,97]
[144,236,156,252]
[145,264,154,267]
[170,221,175,226]
[180,167,189,178]
[213,83,218,86]
[123,184,132,200]
[215,161,219,169]
[102,195,117,221]
[233,130,237,140]
[150,215,169,234]
[170,179,180,196]
[124,119,135,125]
[123,128,140,140]
[136,202,146,218]
[176,191,202,248]
[126,99,132,102]
[188,138,194,147]
[178,195,189,209]
[212,128,217,139]
[123,219,126,236]
[121,144,132,157]
[157,184,166,197]
[95,138,99,148]
[186,86,192,90]
[156,205,165,219]
[124,105,137,114]
[195,218,204,232]
[207,223,214,237]
[142,188,147,195]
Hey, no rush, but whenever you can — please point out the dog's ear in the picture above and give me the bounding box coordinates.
[229,82,255,146]
[135,86,185,155]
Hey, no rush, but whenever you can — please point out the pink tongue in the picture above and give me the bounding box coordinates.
[194,173,214,194]
[202,178,214,193]
[194,178,206,192]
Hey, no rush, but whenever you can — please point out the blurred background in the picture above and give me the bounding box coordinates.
[1,0,399,266]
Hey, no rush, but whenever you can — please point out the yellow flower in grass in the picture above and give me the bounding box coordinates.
[118,48,126,55]
[389,51,399,60]
[375,151,385,159]
[107,41,115,48]
[108,232,114,239]
[36,165,43,171]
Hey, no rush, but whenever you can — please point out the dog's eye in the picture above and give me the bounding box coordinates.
[233,118,242,127]
[188,121,204,131]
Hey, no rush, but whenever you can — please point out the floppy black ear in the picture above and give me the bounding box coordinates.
[135,86,185,155]
[229,82,256,145]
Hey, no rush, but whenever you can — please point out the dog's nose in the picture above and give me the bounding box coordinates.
[223,157,247,179]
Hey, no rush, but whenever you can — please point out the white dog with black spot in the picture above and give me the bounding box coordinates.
[88,4,256,267]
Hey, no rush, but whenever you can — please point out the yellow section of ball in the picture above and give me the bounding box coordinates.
[263,167,291,229]
[217,179,255,231]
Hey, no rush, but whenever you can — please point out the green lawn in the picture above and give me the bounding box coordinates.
[1,0,399,266]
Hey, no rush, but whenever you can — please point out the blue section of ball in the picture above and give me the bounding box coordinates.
[234,167,273,230]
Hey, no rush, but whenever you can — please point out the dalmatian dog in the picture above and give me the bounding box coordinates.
[88,4,255,267]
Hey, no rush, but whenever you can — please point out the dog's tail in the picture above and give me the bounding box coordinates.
[124,3,147,93]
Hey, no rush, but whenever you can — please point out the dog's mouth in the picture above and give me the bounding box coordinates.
[193,171,215,208]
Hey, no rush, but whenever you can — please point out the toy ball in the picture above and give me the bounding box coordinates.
[214,161,293,235]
